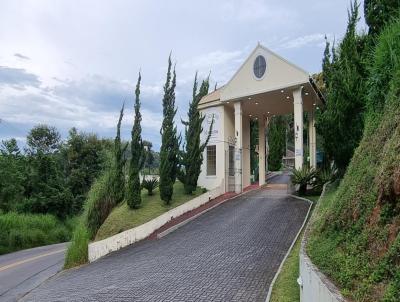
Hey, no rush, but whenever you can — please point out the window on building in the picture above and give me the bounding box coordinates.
[207,145,216,176]
[253,55,266,79]
[229,146,235,176]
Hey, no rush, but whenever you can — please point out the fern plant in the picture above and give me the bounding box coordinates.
[291,166,316,195]
[141,177,159,196]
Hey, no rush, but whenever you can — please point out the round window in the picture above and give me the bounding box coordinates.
[253,55,266,79]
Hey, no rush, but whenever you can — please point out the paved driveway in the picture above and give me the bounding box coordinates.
[22,175,309,302]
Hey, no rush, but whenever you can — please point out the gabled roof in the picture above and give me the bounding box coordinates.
[220,43,310,102]
[199,43,314,108]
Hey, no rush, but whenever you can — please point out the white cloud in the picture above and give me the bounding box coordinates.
[278,34,328,50]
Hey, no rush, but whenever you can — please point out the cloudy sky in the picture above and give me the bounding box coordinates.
[0,0,366,150]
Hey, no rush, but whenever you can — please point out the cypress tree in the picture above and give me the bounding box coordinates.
[112,104,128,204]
[159,55,179,204]
[316,1,367,172]
[267,116,286,171]
[126,72,145,209]
[178,73,213,194]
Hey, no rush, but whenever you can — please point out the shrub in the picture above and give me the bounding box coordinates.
[85,169,116,239]
[291,166,316,195]
[64,166,117,268]
[141,177,159,196]
[313,165,338,190]
[64,223,89,269]
[0,212,71,254]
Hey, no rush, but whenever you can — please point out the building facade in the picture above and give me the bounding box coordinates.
[198,44,324,193]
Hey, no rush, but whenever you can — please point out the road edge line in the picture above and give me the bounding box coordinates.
[264,194,313,302]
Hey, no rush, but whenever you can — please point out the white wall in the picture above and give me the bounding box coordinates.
[89,181,225,262]
[198,106,225,191]
[242,115,251,188]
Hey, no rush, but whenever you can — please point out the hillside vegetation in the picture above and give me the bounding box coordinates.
[307,20,400,302]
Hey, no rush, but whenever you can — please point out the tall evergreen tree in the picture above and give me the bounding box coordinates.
[316,1,367,172]
[178,73,213,194]
[364,0,400,36]
[159,56,180,204]
[112,104,128,204]
[267,116,286,171]
[126,72,145,209]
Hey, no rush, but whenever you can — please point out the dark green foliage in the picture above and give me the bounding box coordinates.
[0,139,25,212]
[268,116,286,171]
[112,104,128,205]
[250,120,259,181]
[26,124,61,155]
[308,18,400,301]
[84,166,116,239]
[141,177,159,196]
[63,128,106,214]
[178,73,212,194]
[291,166,316,195]
[364,0,400,36]
[316,1,368,172]
[313,166,337,190]
[142,140,155,174]
[127,73,145,209]
[159,56,180,204]
[22,125,74,219]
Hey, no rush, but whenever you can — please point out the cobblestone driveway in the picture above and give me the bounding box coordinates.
[22,175,309,302]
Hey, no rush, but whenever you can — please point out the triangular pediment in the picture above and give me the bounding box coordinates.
[220,44,309,101]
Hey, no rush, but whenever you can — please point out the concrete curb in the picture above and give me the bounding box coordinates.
[265,194,313,302]
[299,183,347,302]
[88,181,225,262]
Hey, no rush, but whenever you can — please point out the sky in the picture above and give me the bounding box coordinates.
[0,0,366,150]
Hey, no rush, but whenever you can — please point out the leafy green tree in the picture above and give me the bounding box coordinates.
[112,104,128,204]
[364,0,400,36]
[159,55,180,204]
[143,140,154,174]
[26,124,61,155]
[178,73,213,194]
[23,125,73,218]
[316,1,368,172]
[126,72,145,209]
[0,139,25,211]
[63,128,105,214]
[267,116,286,171]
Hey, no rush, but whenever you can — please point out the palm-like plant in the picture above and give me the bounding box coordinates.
[291,166,316,195]
[314,165,337,190]
[141,177,159,196]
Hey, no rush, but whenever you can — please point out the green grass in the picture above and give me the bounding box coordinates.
[64,223,89,269]
[0,212,74,255]
[95,182,202,240]
[270,193,321,302]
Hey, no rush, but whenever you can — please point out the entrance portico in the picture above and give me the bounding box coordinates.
[198,43,324,193]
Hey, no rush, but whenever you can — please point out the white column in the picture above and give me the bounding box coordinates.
[309,111,317,169]
[258,117,265,186]
[234,101,243,193]
[293,87,304,170]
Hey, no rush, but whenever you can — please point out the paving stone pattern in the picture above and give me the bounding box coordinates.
[22,175,309,302]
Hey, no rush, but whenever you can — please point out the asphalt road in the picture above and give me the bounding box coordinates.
[0,242,67,302]
[21,173,309,302]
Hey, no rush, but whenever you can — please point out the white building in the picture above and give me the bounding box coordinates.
[197,43,324,193]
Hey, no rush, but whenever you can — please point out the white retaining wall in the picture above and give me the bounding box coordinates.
[299,184,347,302]
[88,181,225,262]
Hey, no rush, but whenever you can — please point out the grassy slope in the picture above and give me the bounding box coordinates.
[270,194,321,302]
[307,88,400,300]
[95,182,203,241]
